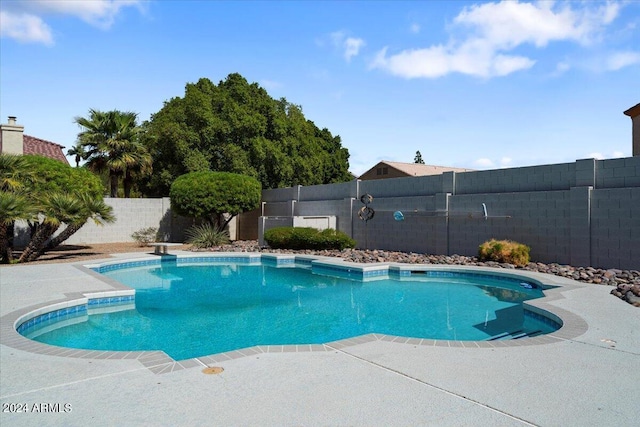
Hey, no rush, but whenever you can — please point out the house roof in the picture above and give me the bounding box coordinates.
[23,135,69,164]
[361,160,473,178]
[623,103,640,118]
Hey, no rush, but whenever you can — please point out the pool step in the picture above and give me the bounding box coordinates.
[486,329,543,341]
[487,332,512,341]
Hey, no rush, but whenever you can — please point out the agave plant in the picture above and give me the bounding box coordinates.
[185,223,229,249]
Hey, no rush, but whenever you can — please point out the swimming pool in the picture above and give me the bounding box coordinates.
[17,256,561,361]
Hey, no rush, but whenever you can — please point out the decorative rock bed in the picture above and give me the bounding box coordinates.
[197,241,640,307]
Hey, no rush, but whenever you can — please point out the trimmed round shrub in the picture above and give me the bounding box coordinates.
[478,239,530,266]
[264,227,355,250]
[169,171,261,223]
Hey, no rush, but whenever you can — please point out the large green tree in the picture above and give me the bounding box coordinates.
[141,73,351,196]
[75,109,152,197]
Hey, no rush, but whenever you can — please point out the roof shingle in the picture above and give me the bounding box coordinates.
[22,135,69,164]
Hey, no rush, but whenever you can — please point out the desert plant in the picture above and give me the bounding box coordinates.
[264,227,356,250]
[478,239,530,266]
[1,155,108,263]
[185,223,230,248]
[131,227,159,246]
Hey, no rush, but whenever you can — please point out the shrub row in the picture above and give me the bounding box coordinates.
[264,227,356,250]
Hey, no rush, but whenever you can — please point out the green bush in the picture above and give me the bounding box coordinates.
[22,155,104,198]
[131,227,159,246]
[169,171,261,229]
[264,227,356,250]
[185,223,230,248]
[478,239,530,266]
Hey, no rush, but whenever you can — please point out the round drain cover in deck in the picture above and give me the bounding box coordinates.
[202,366,224,374]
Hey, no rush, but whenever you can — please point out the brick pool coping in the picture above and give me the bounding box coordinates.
[0,252,589,374]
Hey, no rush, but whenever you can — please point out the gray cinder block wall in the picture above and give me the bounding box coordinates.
[53,197,192,245]
[16,157,636,269]
[261,157,640,270]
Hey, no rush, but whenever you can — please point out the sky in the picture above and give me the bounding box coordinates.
[1,0,639,176]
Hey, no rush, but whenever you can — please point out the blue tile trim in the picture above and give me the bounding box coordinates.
[312,265,388,280]
[524,309,562,329]
[16,295,135,336]
[177,256,261,265]
[410,271,539,289]
[17,305,87,335]
[91,256,261,273]
[87,295,135,306]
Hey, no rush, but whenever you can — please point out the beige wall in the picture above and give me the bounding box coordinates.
[624,103,640,156]
[633,114,639,156]
[359,165,408,180]
[0,117,24,155]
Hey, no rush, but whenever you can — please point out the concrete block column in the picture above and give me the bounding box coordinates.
[575,158,597,187]
[434,193,451,255]
[570,186,592,267]
[342,197,356,237]
[442,172,456,195]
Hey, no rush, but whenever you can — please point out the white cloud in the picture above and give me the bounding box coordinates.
[473,156,514,169]
[0,11,53,45]
[371,1,623,79]
[454,1,619,48]
[371,44,535,79]
[330,30,365,62]
[0,0,145,44]
[605,51,640,71]
[410,23,420,34]
[587,151,627,160]
[474,158,495,168]
[344,37,365,62]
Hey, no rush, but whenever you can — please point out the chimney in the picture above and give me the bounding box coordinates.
[0,116,25,155]
[623,103,640,157]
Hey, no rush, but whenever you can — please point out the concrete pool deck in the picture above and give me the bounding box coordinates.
[1,251,639,427]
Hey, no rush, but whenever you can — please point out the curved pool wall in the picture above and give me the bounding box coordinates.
[7,252,589,370]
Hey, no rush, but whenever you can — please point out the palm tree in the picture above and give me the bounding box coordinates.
[122,141,153,198]
[45,193,115,251]
[0,191,36,263]
[0,154,39,262]
[66,142,86,167]
[18,193,83,263]
[0,154,31,191]
[75,109,143,197]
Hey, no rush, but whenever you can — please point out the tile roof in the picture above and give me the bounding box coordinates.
[22,135,69,164]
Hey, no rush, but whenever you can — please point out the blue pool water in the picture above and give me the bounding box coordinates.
[23,261,559,360]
